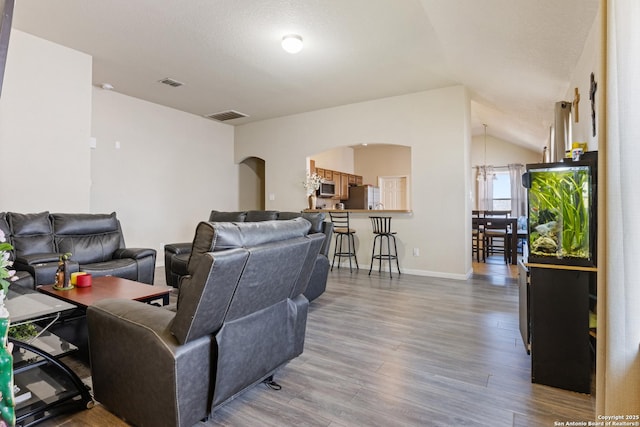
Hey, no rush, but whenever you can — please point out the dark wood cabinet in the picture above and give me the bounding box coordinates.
[528,266,594,393]
[518,261,530,354]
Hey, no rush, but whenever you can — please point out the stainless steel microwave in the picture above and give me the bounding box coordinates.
[317,181,336,197]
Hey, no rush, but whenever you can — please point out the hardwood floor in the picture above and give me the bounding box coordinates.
[48,260,595,426]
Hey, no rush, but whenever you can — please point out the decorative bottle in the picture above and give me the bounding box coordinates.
[55,256,65,288]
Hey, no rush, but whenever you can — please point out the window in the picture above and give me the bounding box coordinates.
[492,171,511,211]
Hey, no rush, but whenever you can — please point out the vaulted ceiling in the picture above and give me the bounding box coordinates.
[12,0,599,151]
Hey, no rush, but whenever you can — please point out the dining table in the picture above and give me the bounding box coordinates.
[475,217,519,265]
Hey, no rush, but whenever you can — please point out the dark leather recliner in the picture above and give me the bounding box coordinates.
[1,211,156,287]
[88,217,323,426]
[164,210,333,301]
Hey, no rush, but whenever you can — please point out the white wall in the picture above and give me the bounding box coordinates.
[312,146,355,174]
[1,29,238,267]
[565,4,603,152]
[471,134,541,168]
[0,30,92,212]
[236,87,472,279]
[354,144,412,187]
[91,88,237,258]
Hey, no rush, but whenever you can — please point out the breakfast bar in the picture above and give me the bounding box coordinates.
[304,209,412,274]
[304,209,412,215]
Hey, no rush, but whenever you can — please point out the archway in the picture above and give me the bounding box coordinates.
[239,156,265,210]
[308,144,412,210]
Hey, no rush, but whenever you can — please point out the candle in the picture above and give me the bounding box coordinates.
[71,272,87,285]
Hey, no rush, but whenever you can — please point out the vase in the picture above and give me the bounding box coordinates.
[307,194,317,210]
[0,292,15,427]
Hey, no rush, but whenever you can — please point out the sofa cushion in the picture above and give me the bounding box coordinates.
[80,258,138,281]
[7,212,55,256]
[172,248,249,344]
[187,218,311,276]
[8,211,52,235]
[52,212,120,235]
[276,212,301,221]
[208,211,247,222]
[245,210,278,222]
[52,213,122,264]
[190,218,311,255]
[278,212,325,233]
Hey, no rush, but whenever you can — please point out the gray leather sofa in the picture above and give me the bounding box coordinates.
[164,210,333,301]
[87,217,323,426]
[0,211,156,287]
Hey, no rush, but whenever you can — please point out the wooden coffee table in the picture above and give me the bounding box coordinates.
[38,276,172,308]
[37,276,172,361]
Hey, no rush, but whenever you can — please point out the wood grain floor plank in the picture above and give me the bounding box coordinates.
[47,261,594,426]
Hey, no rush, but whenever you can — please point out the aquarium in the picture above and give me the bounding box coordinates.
[525,155,597,267]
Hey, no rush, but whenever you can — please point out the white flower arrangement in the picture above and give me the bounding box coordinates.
[0,229,18,296]
[302,172,323,195]
[0,230,18,296]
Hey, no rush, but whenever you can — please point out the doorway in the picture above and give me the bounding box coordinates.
[378,176,409,210]
[239,157,265,210]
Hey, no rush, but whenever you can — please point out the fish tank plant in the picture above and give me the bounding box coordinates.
[524,154,597,267]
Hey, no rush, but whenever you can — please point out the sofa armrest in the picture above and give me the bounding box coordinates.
[164,242,192,256]
[112,248,156,284]
[15,253,60,265]
[320,222,333,257]
[14,254,79,287]
[87,298,213,427]
[113,248,156,260]
[89,298,175,332]
[164,243,193,288]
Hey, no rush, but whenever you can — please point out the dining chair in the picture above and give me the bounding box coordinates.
[483,217,510,263]
[472,217,485,262]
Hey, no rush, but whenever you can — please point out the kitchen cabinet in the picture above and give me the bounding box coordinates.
[315,168,335,181]
[339,173,349,200]
[310,160,363,193]
[324,169,334,181]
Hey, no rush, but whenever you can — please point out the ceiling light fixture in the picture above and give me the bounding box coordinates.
[478,124,490,183]
[282,34,303,54]
[101,83,114,90]
[478,123,497,183]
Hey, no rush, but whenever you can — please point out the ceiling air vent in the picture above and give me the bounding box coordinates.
[158,77,185,87]
[205,110,248,122]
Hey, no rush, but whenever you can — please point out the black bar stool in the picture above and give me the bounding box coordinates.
[329,212,359,273]
[369,216,400,278]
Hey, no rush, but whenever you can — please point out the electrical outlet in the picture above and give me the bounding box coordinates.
[413,248,420,256]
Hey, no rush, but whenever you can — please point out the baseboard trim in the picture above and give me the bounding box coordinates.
[331,262,468,281]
